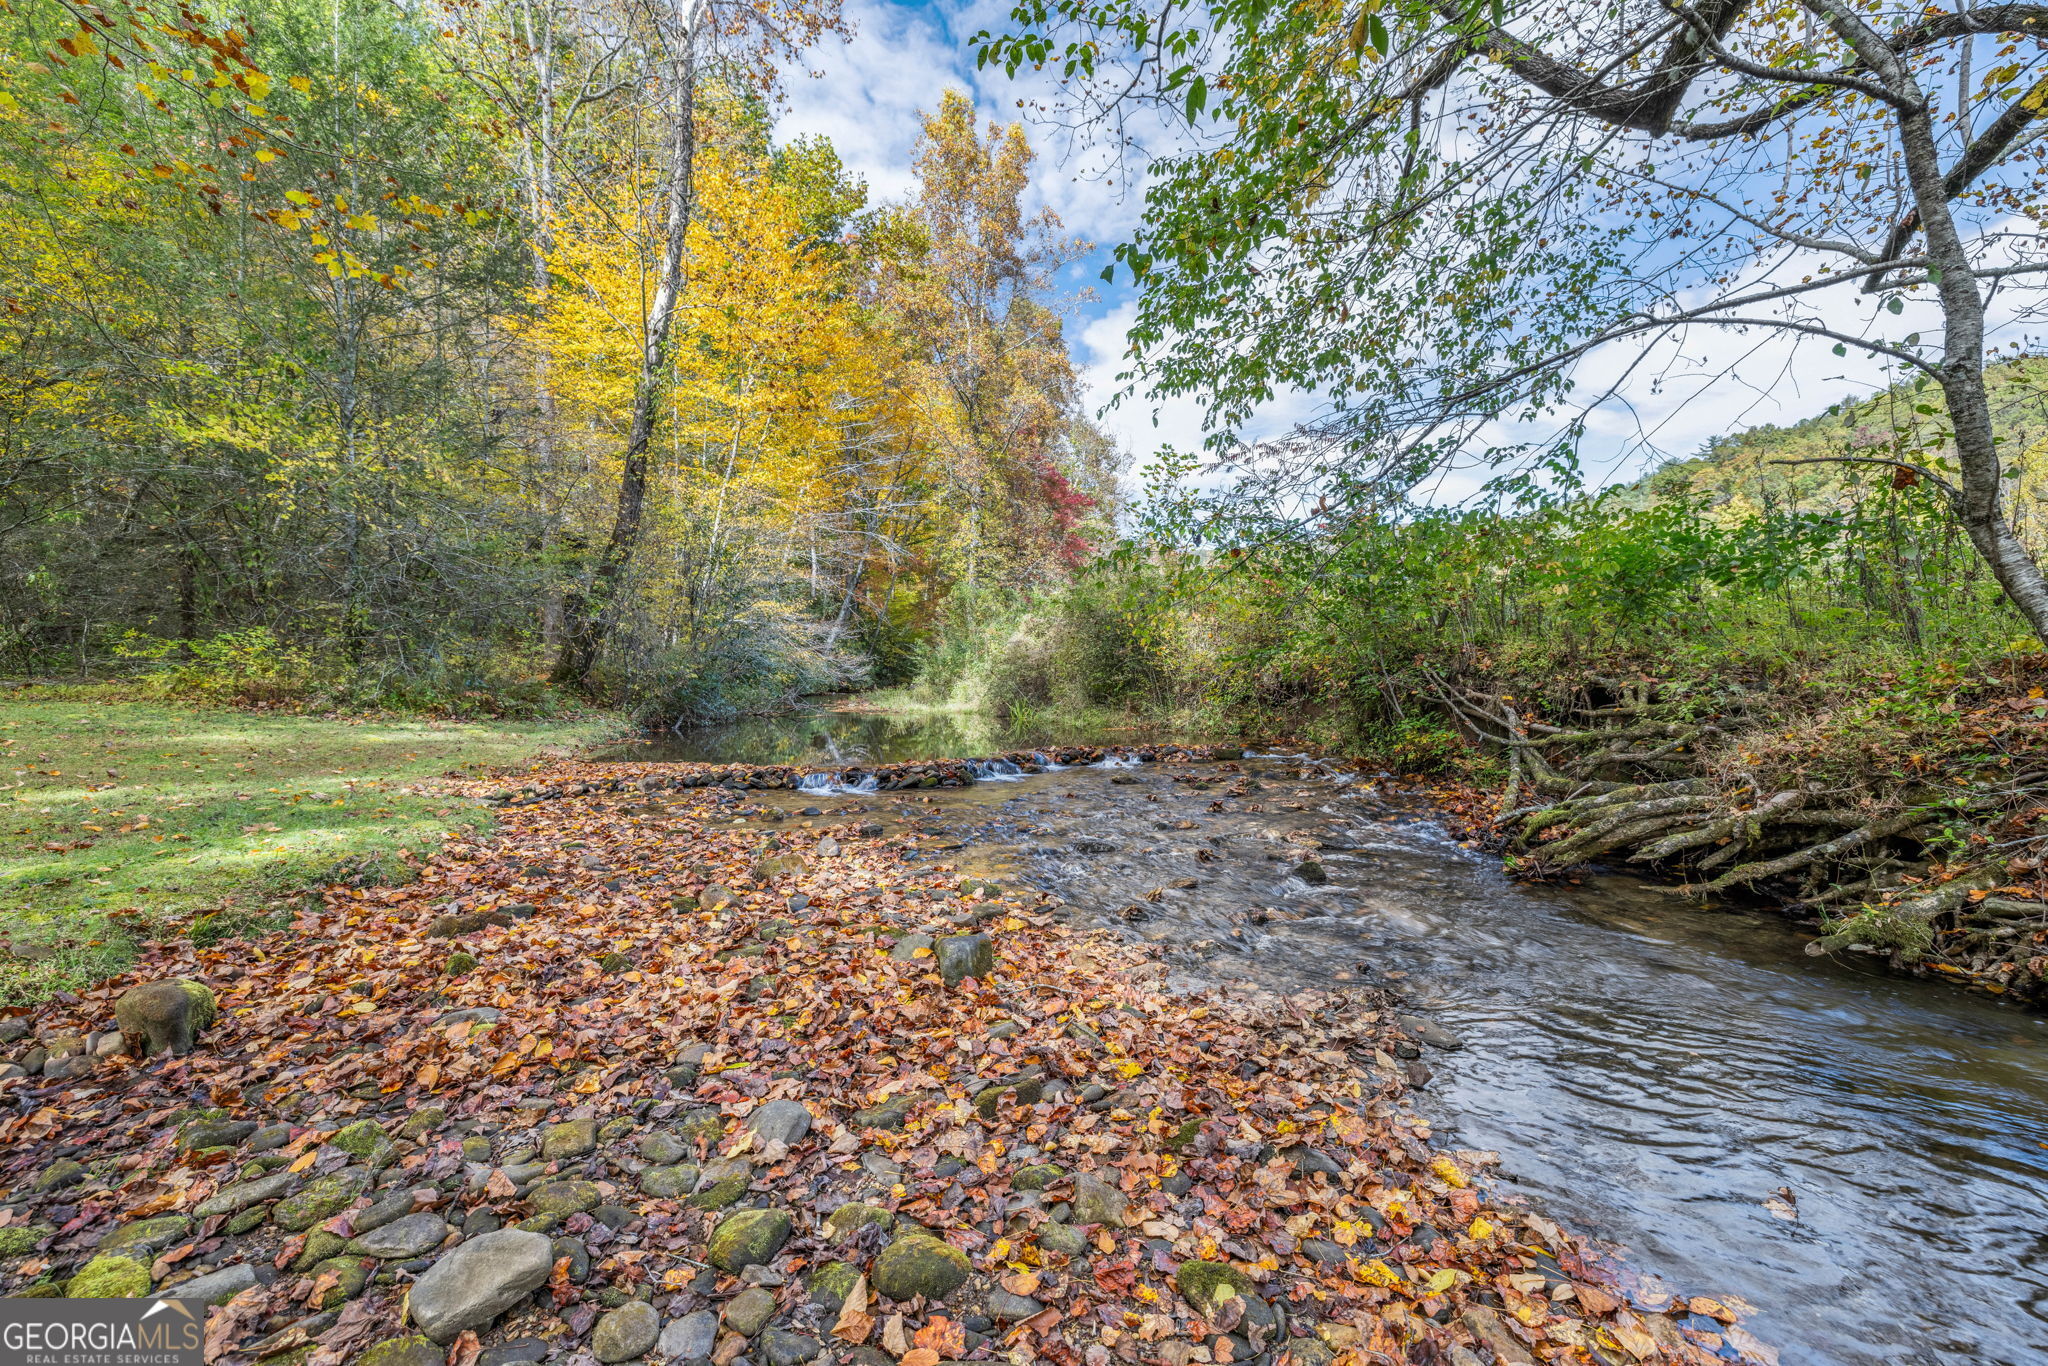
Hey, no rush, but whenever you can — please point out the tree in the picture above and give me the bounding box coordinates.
[869,91,1118,617]
[535,0,845,689]
[976,0,2048,637]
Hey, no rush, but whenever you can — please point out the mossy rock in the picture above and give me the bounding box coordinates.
[225,1207,269,1236]
[290,1230,351,1272]
[823,1203,894,1239]
[1163,1119,1204,1154]
[309,1256,376,1310]
[444,952,478,976]
[99,1215,191,1258]
[1010,1164,1064,1192]
[676,1108,726,1145]
[15,1282,63,1298]
[596,952,633,974]
[975,1077,1044,1119]
[870,1233,970,1302]
[328,1120,395,1167]
[1037,1223,1088,1258]
[1175,1260,1255,1316]
[400,1107,448,1140]
[637,1165,699,1199]
[706,1208,791,1273]
[113,979,217,1057]
[357,1335,445,1366]
[540,1119,597,1160]
[0,1225,54,1257]
[850,1095,913,1131]
[687,1162,751,1211]
[805,1260,862,1314]
[274,1167,373,1232]
[529,1180,601,1218]
[66,1255,151,1298]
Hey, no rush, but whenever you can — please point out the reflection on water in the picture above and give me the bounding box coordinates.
[609,702,1192,768]
[610,712,2048,1366]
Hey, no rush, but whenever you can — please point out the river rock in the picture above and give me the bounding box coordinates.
[308,1256,375,1309]
[934,934,994,987]
[723,1285,778,1336]
[349,1212,450,1260]
[1175,1260,1253,1316]
[359,1337,445,1366]
[529,1179,600,1218]
[1071,1172,1129,1227]
[327,1119,395,1167]
[888,933,935,962]
[985,1289,1043,1322]
[639,1130,689,1164]
[97,1215,191,1258]
[162,1262,261,1305]
[804,1262,861,1313]
[1011,1163,1063,1191]
[690,1158,752,1210]
[66,1255,150,1298]
[851,1095,912,1130]
[540,1118,597,1160]
[113,979,216,1057]
[659,1310,719,1359]
[707,1207,790,1272]
[823,1203,892,1239]
[591,1301,661,1363]
[1396,1015,1465,1050]
[407,1228,555,1343]
[760,1329,821,1366]
[746,1099,812,1146]
[274,1167,372,1231]
[639,1164,700,1199]
[870,1233,970,1302]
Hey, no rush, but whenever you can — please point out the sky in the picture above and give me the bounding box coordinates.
[773,0,2043,508]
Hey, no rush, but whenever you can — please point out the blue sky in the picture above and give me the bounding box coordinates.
[775,1,2044,505]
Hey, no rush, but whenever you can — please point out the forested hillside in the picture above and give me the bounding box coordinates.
[0,0,1116,719]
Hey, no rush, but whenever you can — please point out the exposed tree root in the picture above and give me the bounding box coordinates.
[1424,667,2048,1003]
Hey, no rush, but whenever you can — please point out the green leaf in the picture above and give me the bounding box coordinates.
[1367,14,1390,55]
[1186,74,1207,122]
[1100,264,1115,283]
[1887,295,1903,314]
[1833,343,1847,356]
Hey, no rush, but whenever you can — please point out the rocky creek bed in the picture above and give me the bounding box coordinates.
[0,753,1758,1366]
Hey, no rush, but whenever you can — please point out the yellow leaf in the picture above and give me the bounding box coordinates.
[1424,1268,1457,1294]
[254,148,276,163]
[287,1149,317,1174]
[347,213,377,231]
[1429,1156,1468,1189]
[1355,1259,1401,1288]
[1469,1217,1494,1240]
[284,189,313,205]
[289,75,310,92]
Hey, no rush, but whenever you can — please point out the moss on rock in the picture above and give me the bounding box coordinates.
[1175,1260,1254,1316]
[66,1255,151,1298]
[870,1233,970,1302]
[706,1208,791,1272]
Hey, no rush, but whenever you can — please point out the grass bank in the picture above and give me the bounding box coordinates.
[0,689,618,1002]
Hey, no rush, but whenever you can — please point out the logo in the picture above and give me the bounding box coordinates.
[0,1297,204,1366]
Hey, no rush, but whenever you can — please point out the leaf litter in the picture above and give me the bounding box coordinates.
[0,756,1770,1366]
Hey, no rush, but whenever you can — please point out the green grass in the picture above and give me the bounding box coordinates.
[0,690,619,1002]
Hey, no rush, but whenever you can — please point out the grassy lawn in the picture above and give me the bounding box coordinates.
[1,691,619,1003]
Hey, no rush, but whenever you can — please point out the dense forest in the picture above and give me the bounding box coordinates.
[0,0,1118,719]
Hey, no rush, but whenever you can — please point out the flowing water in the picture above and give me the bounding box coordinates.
[615,709,2048,1366]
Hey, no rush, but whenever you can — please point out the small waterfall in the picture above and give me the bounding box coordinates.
[796,770,879,795]
[1092,751,1143,769]
[967,758,1026,782]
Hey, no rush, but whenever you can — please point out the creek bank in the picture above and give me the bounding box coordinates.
[0,758,1754,1366]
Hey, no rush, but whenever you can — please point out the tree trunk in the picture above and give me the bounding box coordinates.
[551,0,700,688]
[1816,2,2048,641]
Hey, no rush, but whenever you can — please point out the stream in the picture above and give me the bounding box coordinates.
[613,709,2048,1366]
